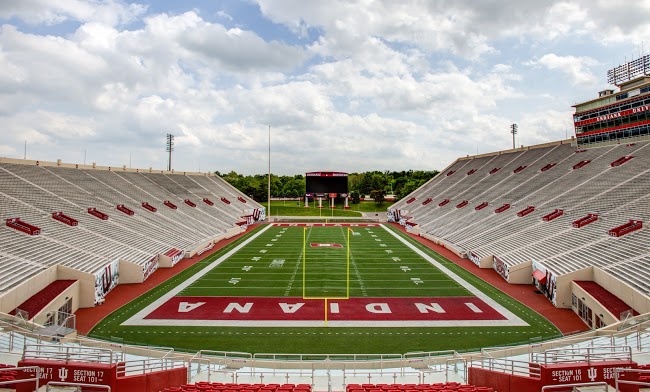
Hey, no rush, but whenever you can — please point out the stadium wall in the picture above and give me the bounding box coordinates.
[0,265,58,313]
[593,267,650,314]
[57,265,96,308]
[571,281,618,326]
[554,268,593,308]
[420,233,466,258]
[186,238,218,258]
[184,230,243,258]
[119,259,146,284]
[506,260,532,284]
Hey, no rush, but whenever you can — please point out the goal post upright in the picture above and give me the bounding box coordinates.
[347,226,351,298]
[302,226,306,299]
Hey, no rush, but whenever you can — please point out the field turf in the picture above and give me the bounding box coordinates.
[89,224,561,354]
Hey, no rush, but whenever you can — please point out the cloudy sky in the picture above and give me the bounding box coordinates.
[1,1,649,175]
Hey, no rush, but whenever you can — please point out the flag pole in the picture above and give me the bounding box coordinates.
[268,125,271,222]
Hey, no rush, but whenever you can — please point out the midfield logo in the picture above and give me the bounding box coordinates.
[310,243,343,248]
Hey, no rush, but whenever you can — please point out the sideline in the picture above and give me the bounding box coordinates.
[386,222,589,335]
[380,224,527,326]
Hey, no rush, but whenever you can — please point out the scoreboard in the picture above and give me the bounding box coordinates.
[305,172,348,196]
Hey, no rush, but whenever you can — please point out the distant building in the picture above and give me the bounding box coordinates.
[573,54,650,146]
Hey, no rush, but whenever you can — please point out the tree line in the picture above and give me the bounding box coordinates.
[217,170,438,203]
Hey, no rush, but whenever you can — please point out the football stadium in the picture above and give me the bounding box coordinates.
[3,2,650,390]
[1,53,650,391]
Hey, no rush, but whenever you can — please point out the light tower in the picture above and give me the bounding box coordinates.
[510,124,518,149]
[166,133,174,171]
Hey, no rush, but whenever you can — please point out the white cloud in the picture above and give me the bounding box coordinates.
[0,0,147,26]
[529,53,598,86]
[0,1,648,175]
[216,10,233,21]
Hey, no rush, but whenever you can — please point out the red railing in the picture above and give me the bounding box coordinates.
[6,218,40,235]
[51,212,78,226]
[164,200,177,209]
[573,160,591,170]
[165,248,183,257]
[475,202,488,211]
[184,199,197,207]
[494,204,510,213]
[573,213,598,228]
[540,163,556,172]
[438,199,450,207]
[87,207,108,220]
[516,206,535,217]
[609,220,643,237]
[456,200,468,209]
[141,202,157,212]
[513,165,527,173]
[203,198,214,206]
[542,209,564,222]
[610,155,634,167]
[117,204,135,216]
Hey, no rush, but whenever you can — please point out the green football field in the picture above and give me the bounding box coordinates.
[89,224,561,354]
[179,225,469,299]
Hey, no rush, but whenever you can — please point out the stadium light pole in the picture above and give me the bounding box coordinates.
[268,126,271,222]
[510,124,518,149]
[166,133,174,171]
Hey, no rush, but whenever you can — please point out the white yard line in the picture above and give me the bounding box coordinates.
[122,224,273,326]
[123,224,529,328]
[379,224,527,325]
[122,319,527,327]
[284,228,309,296]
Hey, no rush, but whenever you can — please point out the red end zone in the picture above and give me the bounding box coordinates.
[144,296,507,321]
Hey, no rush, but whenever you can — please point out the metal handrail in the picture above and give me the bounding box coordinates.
[541,381,608,391]
[615,367,650,390]
[539,346,632,364]
[468,356,541,378]
[116,356,187,376]
[46,381,110,391]
[23,343,118,364]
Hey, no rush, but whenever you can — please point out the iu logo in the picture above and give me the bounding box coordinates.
[587,367,597,381]
[58,367,69,381]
